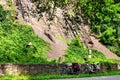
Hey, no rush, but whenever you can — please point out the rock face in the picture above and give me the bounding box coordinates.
[15,0,82,39]
[15,0,69,60]
[1,0,119,60]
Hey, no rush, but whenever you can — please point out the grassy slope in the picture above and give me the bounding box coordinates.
[0,5,50,63]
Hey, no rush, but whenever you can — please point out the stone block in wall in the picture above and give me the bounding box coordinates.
[4,64,12,75]
[11,64,19,75]
[117,64,120,70]
[29,64,39,75]
[111,64,117,70]
[40,64,53,74]
[100,64,108,72]
[43,67,50,74]
[3,64,17,75]
[0,64,4,76]
[34,64,42,74]
[42,64,59,74]
[17,64,29,75]
[58,64,64,74]
[100,63,119,72]
[44,65,51,74]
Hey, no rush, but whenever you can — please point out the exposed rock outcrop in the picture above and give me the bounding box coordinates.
[1,0,119,60]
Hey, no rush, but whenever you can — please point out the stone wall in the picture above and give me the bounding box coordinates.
[0,63,119,76]
[99,63,119,72]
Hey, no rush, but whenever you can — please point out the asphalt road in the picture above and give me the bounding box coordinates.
[53,75,120,80]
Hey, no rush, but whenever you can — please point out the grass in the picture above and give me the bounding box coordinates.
[0,5,50,63]
[0,70,120,80]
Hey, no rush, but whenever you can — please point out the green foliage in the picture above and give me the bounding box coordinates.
[77,0,120,56]
[65,38,87,63]
[0,5,50,63]
[64,38,110,63]
[0,22,50,63]
[99,28,116,45]
[0,5,10,22]
[78,0,120,31]
[89,50,106,63]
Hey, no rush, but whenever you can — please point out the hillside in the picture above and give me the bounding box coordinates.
[0,0,120,63]
[0,0,50,63]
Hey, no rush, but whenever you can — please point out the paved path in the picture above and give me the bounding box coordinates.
[53,75,120,80]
